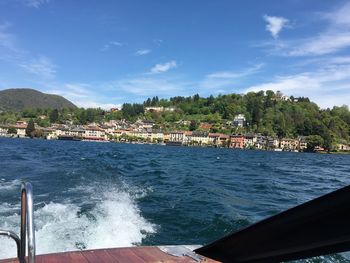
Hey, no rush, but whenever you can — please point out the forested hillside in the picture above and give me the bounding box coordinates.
[0,89,76,111]
[1,90,349,148]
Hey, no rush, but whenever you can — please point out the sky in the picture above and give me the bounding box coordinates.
[1,0,350,109]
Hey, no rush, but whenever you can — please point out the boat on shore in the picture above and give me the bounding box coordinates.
[57,135,82,141]
[165,141,183,146]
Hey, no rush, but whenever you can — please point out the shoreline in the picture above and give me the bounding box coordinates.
[1,136,350,155]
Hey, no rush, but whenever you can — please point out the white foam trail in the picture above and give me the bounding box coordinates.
[0,186,156,259]
[0,179,21,191]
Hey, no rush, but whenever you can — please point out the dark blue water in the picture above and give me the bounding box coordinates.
[0,137,350,262]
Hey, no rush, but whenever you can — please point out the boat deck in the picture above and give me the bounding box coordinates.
[0,246,219,263]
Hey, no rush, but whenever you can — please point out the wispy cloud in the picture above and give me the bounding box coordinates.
[153,39,163,46]
[48,83,120,109]
[261,2,350,56]
[200,63,264,91]
[263,15,289,39]
[112,77,186,97]
[100,41,122,52]
[150,60,177,74]
[20,56,57,79]
[135,49,151,56]
[0,22,22,61]
[245,61,350,108]
[25,0,51,8]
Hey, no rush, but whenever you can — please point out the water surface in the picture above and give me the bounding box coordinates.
[0,137,349,262]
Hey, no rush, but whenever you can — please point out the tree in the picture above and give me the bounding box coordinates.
[7,127,17,134]
[189,120,198,131]
[306,135,324,152]
[49,109,59,123]
[25,119,35,137]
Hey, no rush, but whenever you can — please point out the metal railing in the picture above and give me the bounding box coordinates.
[0,182,36,263]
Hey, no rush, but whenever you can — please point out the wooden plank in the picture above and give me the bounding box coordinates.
[107,247,146,263]
[0,247,221,263]
[135,247,184,262]
[68,251,90,263]
[130,247,161,262]
[82,249,118,263]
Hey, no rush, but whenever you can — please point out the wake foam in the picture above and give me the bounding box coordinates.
[0,185,156,259]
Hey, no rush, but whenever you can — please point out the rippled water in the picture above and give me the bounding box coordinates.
[0,137,350,262]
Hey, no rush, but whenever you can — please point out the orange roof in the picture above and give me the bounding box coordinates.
[199,123,212,129]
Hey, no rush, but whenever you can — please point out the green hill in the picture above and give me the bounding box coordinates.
[0,88,77,111]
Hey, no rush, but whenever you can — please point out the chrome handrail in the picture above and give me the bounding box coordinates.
[0,230,21,258]
[0,182,35,262]
[20,182,36,263]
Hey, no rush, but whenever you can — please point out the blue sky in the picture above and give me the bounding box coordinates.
[1,0,350,109]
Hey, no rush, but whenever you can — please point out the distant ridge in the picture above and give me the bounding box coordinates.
[0,88,77,111]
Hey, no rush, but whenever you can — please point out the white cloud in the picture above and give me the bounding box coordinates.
[153,39,163,46]
[135,49,151,56]
[323,2,350,26]
[48,83,120,109]
[100,41,122,52]
[20,56,57,79]
[263,15,289,39]
[26,0,51,8]
[200,64,264,91]
[287,32,350,56]
[245,62,350,108]
[261,3,350,56]
[150,60,177,74]
[112,77,186,97]
[0,22,22,61]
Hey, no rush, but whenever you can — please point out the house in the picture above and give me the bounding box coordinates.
[183,131,193,145]
[163,132,171,142]
[0,125,8,136]
[70,127,85,138]
[255,135,267,149]
[41,128,57,140]
[151,130,164,143]
[13,123,27,137]
[219,134,230,147]
[84,126,107,141]
[208,133,220,146]
[100,122,117,135]
[199,122,212,130]
[244,134,257,148]
[140,120,155,129]
[208,133,229,147]
[233,114,246,127]
[298,137,308,151]
[191,131,209,145]
[280,138,299,151]
[113,129,132,140]
[169,131,185,142]
[267,137,279,149]
[337,143,350,151]
[144,107,164,112]
[164,106,176,112]
[229,134,245,149]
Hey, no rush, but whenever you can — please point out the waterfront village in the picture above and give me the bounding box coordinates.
[1,110,350,153]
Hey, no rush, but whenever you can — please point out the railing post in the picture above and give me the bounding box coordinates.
[21,182,36,263]
[20,187,26,260]
[0,182,35,263]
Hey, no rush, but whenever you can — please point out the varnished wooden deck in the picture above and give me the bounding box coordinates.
[0,247,219,263]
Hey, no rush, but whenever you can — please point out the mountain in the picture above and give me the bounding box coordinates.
[0,88,77,111]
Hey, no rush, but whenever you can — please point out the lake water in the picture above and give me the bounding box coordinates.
[0,137,350,262]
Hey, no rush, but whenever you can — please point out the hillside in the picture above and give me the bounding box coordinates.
[0,88,77,111]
